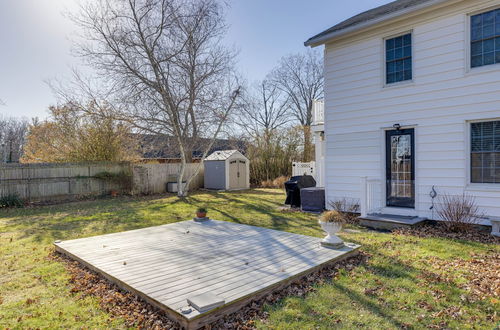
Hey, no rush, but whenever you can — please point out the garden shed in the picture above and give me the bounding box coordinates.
[204,150,250,190]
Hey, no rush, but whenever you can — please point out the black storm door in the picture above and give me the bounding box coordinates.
[386,128,415,208]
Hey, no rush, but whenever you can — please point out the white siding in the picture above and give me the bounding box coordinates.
[323,0,500,219]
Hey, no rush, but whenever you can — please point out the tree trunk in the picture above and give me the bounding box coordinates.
[177,158,186,197]
[302,125,312,162]
[177,138,188,197]
[184,147,193,163]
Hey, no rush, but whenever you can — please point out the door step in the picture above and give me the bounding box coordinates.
[359,213,427,230]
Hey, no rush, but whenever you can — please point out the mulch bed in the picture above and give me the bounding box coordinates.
[393,223,500,244]
[50,250,368,329]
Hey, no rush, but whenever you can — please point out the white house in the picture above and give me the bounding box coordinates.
[306,0,500,225]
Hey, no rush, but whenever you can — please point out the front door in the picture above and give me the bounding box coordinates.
[386,128,415,208]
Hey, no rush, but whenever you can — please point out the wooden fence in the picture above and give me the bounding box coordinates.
[0,162,204,202]
[132,163,204,195]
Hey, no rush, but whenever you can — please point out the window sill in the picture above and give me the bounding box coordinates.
[465,183,500,192]
[382,80,415,89]
[465,62,500,76]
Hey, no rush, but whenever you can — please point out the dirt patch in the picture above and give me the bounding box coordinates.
[393,224,500,244]
[51,250,368,329]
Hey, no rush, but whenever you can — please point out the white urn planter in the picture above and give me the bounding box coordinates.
[318,220,344,248]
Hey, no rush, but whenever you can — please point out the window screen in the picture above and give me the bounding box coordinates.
[386,33,412,84]
[471,8,500,68]
[471,121,500,183]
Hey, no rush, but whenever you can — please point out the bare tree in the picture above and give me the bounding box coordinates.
[234,79,295,183]
[0,117,29,163]
[56,0,242,196]
[270,50,323,162]
[238,79,291,139]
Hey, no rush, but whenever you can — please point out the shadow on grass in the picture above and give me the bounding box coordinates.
[202,191,319,232]
[3,189,322,245]
[4,194,189,242]
[330,281,408,328]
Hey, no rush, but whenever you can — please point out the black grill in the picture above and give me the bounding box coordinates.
[284,175,316,208]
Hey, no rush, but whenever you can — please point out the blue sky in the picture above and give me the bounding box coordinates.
[0,0,392,119]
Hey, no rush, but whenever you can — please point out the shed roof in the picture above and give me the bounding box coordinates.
[204,150,246,161]
[305,0,449,46]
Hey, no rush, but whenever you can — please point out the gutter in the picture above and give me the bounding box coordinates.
[304,0,453,47]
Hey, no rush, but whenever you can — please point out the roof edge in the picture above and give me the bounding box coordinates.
[305,0,451,47]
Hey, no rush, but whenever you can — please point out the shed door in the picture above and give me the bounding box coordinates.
[238,160,247,188]
[229,160,239,189]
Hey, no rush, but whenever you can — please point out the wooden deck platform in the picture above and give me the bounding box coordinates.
[55,220,360,329]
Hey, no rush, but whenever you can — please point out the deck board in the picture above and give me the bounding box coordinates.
[55,219,360,329]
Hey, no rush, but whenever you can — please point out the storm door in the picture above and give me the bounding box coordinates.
[386,129,415,208]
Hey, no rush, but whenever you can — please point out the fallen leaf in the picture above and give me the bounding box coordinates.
[25,298,36,306]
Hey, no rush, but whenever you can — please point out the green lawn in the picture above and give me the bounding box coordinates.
[0,189,498,329]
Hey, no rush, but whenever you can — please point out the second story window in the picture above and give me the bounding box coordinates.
[386,33,412,84]
[471,8,500,68]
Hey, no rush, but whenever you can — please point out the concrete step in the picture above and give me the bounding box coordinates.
[359,213,427,230]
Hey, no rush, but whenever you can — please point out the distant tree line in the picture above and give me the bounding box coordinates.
[235,50,324,186]
[21,103,137,163]
[6,0,324,193]
[0,116,29,163]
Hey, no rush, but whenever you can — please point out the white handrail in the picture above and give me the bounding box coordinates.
[361,177,382,216]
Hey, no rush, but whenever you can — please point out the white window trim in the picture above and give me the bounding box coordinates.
[465,5,500,75]
[465,118,500,190]
[382,30,415,88]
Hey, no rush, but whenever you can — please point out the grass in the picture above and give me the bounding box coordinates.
[0,189,498,329]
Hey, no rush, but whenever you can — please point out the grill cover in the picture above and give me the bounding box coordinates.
[284,175,316,208]
[300,187,325,212]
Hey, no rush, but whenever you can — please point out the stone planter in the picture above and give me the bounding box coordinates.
[318,220,344,248]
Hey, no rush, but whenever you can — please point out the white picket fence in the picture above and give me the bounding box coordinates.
[292,161,316,177]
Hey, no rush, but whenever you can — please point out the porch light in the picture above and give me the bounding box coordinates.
[393,123,401,130]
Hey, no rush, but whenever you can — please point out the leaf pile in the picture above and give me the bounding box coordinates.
[52,251,367,329]
[394,224,500,244]
[50,252,181,329]
[423,253,500,301]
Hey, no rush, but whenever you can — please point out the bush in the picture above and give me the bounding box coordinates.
[436,193,483,232]
[0,194,25,208]
[248,127,303,185]
[260,176,288,189]
[260,179,273,188]
[328,198,360,224]
[319,210,341,223]
[94,171,132,191]
[272,176,288,189]
[196,207,207,213]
